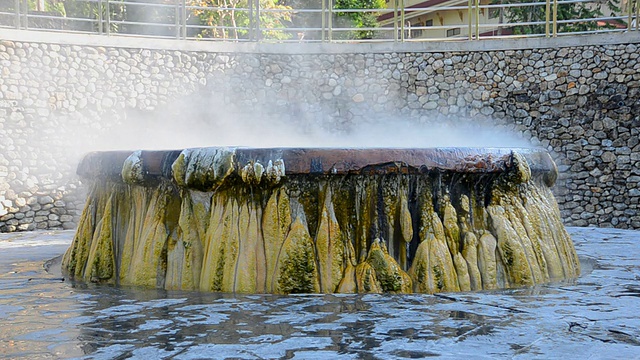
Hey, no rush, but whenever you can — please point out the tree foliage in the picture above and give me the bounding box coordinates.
[498,0,621,35]
[189,0,293,40]
[334,0,386,39]
[12,0,123,32]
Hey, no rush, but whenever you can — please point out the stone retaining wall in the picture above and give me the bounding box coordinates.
[1,31,639,231]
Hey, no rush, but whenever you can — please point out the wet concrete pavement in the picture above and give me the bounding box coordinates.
[0,227,639,359]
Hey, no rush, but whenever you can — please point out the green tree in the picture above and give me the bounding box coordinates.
[498,0,621,35]
[189,0,292,40]
[23,0,124,33]
[334,0,386,39]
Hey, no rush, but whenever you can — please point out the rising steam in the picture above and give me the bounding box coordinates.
[88,99,531,152]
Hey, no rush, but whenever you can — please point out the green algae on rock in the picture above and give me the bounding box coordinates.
[62,147,580,294]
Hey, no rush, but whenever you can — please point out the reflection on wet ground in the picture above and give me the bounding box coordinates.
[1,227,639,359]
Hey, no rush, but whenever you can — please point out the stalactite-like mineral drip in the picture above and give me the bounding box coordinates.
[62,147,580,294]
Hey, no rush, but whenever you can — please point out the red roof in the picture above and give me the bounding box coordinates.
[597,20,627,29]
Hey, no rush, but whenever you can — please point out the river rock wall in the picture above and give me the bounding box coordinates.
[1,32,639,231]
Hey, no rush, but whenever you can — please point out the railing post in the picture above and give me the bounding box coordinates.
[629,0,633,31]
[400,0,405,41]
[552,0,557,36]
[255,0,261,41]
[628,0,639,31]
[328,0,333,41]
[545,0,550,37]
[393,0,398,42]
[175,0,180,39]
[22,0,28,29]
[468,0,472,40]
[474,0,479,39]
[321,0,326,42]
[182,0,187,39]
[98,0,103,34]
[14,0,19,28]
[248,0,254,40]
[106,0,111,35]
[636,0,639,30]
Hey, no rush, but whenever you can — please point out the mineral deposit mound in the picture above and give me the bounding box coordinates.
[63,147,580,294]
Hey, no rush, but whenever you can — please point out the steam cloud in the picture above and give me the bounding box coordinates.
[88,98,532,152]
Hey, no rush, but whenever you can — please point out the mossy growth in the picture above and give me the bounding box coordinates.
[329,178,357,243]
[287,175,322,239]
[277,217,319,294]
[212,245,226,292]
[355,261,382,293]
[433,265,445,291]
[365,240,411,293]
[62,187,99,278]
[87,194,116,283]
[278,241,319,294]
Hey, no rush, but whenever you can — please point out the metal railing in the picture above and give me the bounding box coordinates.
[0,0,637,42]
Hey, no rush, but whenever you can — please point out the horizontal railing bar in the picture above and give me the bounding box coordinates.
[289,9,325,13]
[260,40,325,43]
[185,5,251,11]
[330,27,396,31]
[557,28,627,35]
[105,0,172,3]
[329,8,394,13]
[476,34,549,40]
[250,27,325,31]
[11,27,103,34]
[109,20,177,27]
[397,24,473,30]
[468,19,593,29]
[405,1,551,14]
[186,25,252,30]
[556,0,600,4]
[556,16,628,24]
[250,9,311,13]
[501,20,548,27]
[112,0,179,7]
[107,32,185,39]
[404,37,473,41]
[22,14,98,22]
[330,38,396,42]
[465,0,598,7]
[479,1,547,9]
[482,1,548,8]
[387,4,470,12]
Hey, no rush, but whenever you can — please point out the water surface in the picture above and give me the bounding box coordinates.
[1,228,639,359]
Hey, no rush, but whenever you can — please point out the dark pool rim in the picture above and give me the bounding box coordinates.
[77,146,556,181]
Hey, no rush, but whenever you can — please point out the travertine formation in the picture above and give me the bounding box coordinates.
[62,147,580,294]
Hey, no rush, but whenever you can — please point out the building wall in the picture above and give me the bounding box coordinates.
[1,30,639,231]
[408,6,500,39]
[384,0,501,39]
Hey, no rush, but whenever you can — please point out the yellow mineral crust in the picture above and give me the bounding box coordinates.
[262,188,291,293]
[172,148,236,190]
[63,150,580,295]
[315,186,345,293]
[276,210,320,294]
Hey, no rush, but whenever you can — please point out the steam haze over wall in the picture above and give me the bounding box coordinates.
[93,52,531,153]
[107,92,531,152]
